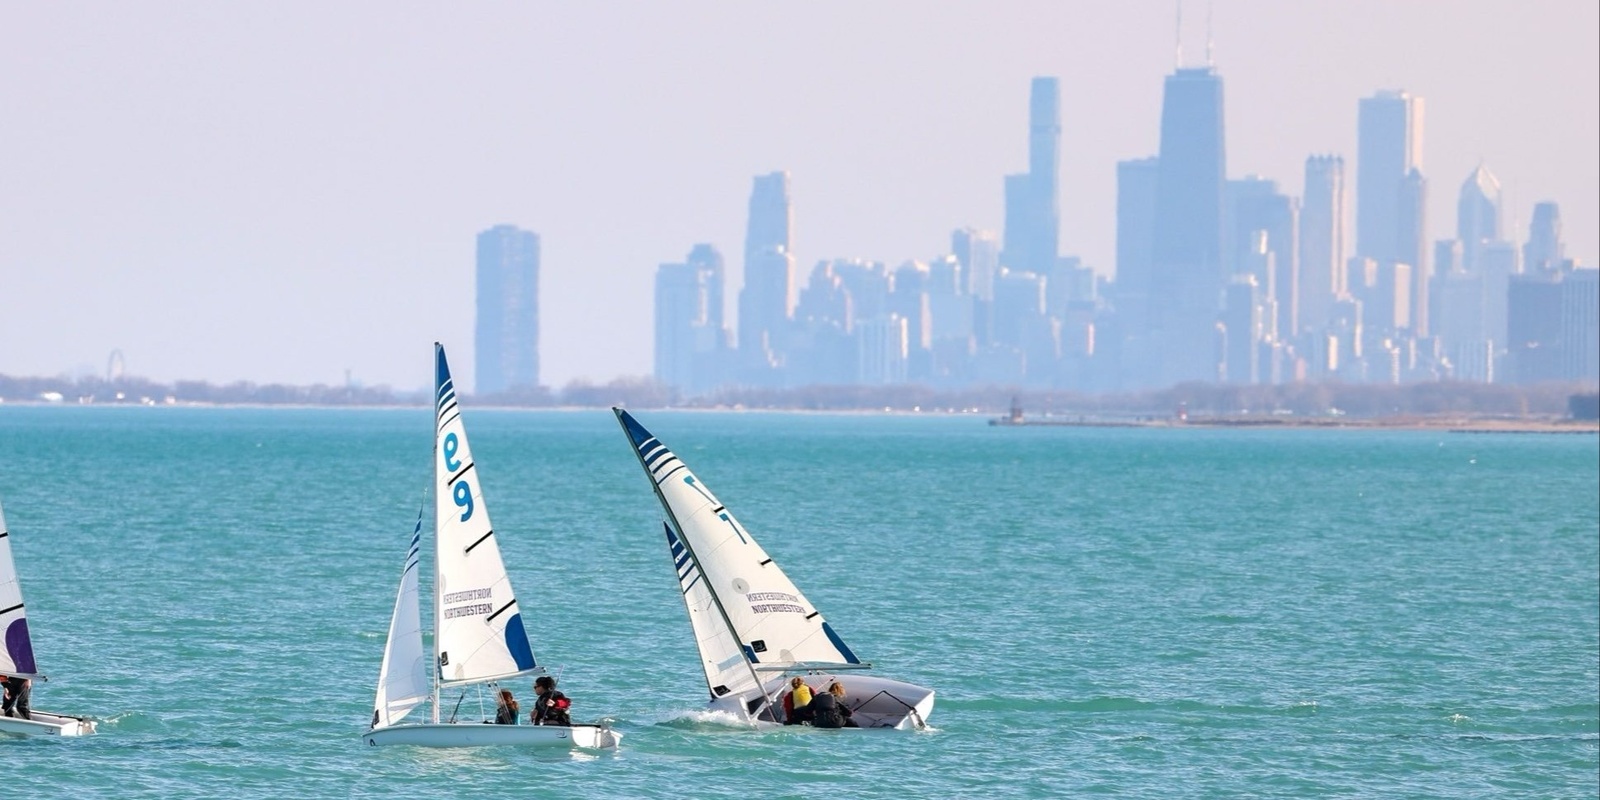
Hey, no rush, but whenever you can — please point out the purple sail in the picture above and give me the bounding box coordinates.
[4,617,36,675]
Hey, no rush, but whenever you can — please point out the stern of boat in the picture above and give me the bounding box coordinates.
[0,711,97,737]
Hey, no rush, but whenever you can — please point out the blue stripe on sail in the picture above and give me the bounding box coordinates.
[617,409,656,448]
[436,390,456,413]
[3,618,36,675]
[643,445,672,468]
[741,644,760,664]
[502,613,537,671]
[434,343,454,397]
[821,622,861,664]
[403,509,424,574]
[639,439,663,460]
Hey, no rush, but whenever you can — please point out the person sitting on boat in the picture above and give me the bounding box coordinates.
[530,675,571,726]
[782,677,814,725]
[494,689,520,725]
[0,674,30,721]
[803,682,855,729]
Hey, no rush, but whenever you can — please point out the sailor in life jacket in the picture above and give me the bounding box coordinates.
[532,675,572,726]
[783,677,814,725]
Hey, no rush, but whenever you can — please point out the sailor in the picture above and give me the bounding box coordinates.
[531,676,571,726]
[494,689,519,725]
[802,682,855,729]
[783,677,814,725]
[0,674,30,721]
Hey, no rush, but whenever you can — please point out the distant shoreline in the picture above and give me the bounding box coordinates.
[990,414,1599,434]
[2,399,1596,433]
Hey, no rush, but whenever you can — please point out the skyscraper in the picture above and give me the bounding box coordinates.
[1299,155,1347,335]
[951,227,1000,302]
[474,224,540,395]
[1356,91,1423,266]
[1524,201,1565,272]
[1150,66,1227,383]
[654,244,728,395]
[1398,168,1429,335]
[737,171,796,374]
[1115,157,1160,331]
[1457,163,1502,271]
[1001,77,1061,273]
[1226,176,1298,338]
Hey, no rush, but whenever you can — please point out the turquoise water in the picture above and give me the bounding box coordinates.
[0,407,1595,798]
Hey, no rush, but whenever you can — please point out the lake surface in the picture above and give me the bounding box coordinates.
[1,406,1595,798]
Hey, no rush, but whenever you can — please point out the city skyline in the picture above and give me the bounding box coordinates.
[1,2,1595,391]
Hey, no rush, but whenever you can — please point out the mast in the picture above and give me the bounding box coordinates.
[430,347,443,724]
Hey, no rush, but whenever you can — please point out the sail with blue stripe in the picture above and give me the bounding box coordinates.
[432,343,538,686]
[617,408,862,704]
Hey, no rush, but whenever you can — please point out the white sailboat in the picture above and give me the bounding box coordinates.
[613,409,934,730]
[0,499,96,737]
[363,344,620,749]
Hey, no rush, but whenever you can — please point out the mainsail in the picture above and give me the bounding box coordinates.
[432,344,538,685]
[0,500,40,679]
[372,508,429,728]
[616,409,860,698]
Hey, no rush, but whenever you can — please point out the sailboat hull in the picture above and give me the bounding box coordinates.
[0,711,97,737]
[720,673,934,730]
[363,722,621,749]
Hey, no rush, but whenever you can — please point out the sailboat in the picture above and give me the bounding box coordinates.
[0,499,96,737]
[612,409,934,730]
[363,344,620,749]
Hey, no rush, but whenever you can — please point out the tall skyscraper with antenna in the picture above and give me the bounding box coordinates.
[1149,63,1227,383]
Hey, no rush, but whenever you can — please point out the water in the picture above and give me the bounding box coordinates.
[1,407,1595,798]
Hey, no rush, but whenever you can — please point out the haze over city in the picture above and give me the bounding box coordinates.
[1,1,1595,393]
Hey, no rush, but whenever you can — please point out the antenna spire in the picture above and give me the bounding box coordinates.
[1206,1,1214,66]
[1175,0,1183,67]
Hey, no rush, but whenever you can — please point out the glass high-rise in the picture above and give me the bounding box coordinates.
[1356,90,1423,266]
[474,224,540,395]
[1002,77,1061,274]
[1457,163,1502,271]
[655,244,728,395]
[1299,155,1347,336]
[1150,66,1227,383]
[737,171,795,373]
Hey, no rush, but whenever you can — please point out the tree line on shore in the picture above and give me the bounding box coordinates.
[2,372,1595,419]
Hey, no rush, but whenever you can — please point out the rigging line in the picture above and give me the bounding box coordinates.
[448,689,467,724]
[860,689,927,730]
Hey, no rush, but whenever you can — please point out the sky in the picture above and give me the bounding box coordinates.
[1,1,1595,393]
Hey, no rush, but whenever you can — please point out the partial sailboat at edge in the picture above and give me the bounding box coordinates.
[613,408,934,730]
[0,499,96,737]
[363,344,620,749]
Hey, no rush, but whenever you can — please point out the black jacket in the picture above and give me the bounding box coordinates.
[804,692,852,729]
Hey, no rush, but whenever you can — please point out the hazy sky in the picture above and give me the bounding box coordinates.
[2,1,1595,392]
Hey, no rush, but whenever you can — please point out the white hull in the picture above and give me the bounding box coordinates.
[716,673,935,730]
[0,711,97,737]
[364,722,621,749]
